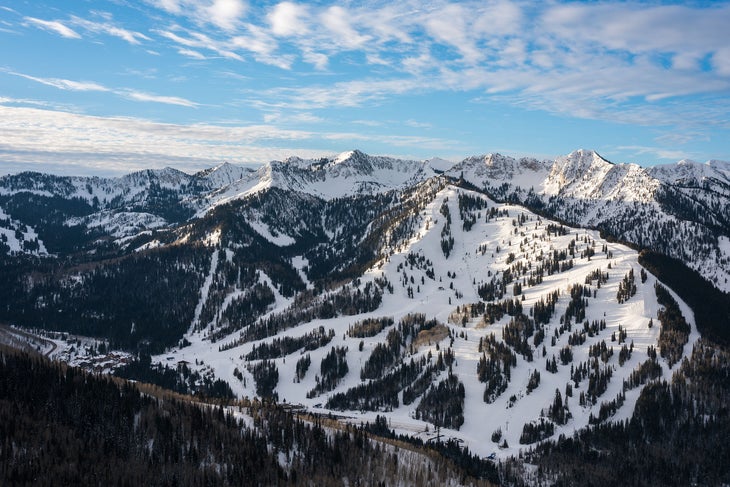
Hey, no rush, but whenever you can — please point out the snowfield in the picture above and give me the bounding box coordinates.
[153,184,699,460]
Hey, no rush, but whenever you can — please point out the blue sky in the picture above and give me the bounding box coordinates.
[1,0,729,175]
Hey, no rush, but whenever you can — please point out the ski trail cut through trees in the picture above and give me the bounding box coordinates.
[190,248,219,334]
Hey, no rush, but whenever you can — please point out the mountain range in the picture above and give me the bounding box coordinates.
[2,149,728,291]
[1,149,729,485]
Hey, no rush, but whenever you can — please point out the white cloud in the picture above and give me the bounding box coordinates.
[541,3,730,62]
[231,24,290,68]
[268,2,309,37]
[321,6,370,49]
[356,3,412,45]
[405,119,431,129]
[713,48,730,77]
[8,72,109,92]
[672,52,701,71]
[157,29,244,60]
[69,15,151,45]
[24,17,80,39]
[179,48,207,59]
[351,119,382,127]
[0,105,457,175]
[263,111,323,124]
[123,90,199,107]
[8,70,199,108]
[260,78,425,110]
[617,145,692,162]
[158,0,183,15]
[424,4,482,64]
[206,0,247,31]
[149,0,247,32]
[8,0,730,164]
[302,49,328,70]
[0,105,318,174]
[655,132,710,146]
[472,1,523,36]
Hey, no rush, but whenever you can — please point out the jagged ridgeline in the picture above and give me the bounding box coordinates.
[1,149,729,481]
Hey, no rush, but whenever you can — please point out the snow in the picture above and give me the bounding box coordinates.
[135,239,162,252]
[0,325,132,374]
[0,206,48,255]
[334,150,355,165]
[425,157,455,173]
[203,228,222,247]
[719,236,730,291]
[291,255,312,289]
[197,161,251,187]
[248,219,295,246]
[189,248,220,334]
[0,150,719,463]
[195,151,437,214]
[152,184,698,461]
[67,210,168,239]
[2,150,724,289]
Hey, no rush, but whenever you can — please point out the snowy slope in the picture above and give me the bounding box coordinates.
[197,150,436,213]
[0,205,47,255]
[447,150,730,291]
[0,150,718,464]
[155,183,698,460]
[194,161,253,187]
[2,149,727,294]
[649,158,730,193]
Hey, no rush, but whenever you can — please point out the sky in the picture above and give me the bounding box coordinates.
[1,0,729,176]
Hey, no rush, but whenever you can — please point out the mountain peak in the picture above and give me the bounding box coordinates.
[332,149,364,165]
[425,157,454,173]
[196,161,251,187]
[551,149,612,181]
[561,149,611,166]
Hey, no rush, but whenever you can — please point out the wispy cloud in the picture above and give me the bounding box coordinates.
[123,90,199,107]
[206,0,247,32]
[655,132,710,146]
[617,145,693,162]
[258,78,426,110]
[5,1,730,169]
[8,71,109,92]
[150,0,248,32]
[320,5,370,50]
[156,28,243,60]
[0,105,316,174]
[263,111,324,124]
[9,71,199,107]
[144,0,725,132]
[178,48,207,59]
[24,16,80,39]
[69,15,151,45]
[268,2,309,37]
[0,105,456,175]
[248,0,730,131]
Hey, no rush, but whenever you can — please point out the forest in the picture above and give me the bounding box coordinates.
[500,338,730,486]
[0,346,497,486]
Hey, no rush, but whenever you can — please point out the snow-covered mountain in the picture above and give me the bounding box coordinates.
[450,149,659,202]
[151,182,701,460]
[1,148,729,469]
[448,149,730,291]
[198,150,436,212]
[0,148,728,290]
[1,149,728,485]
